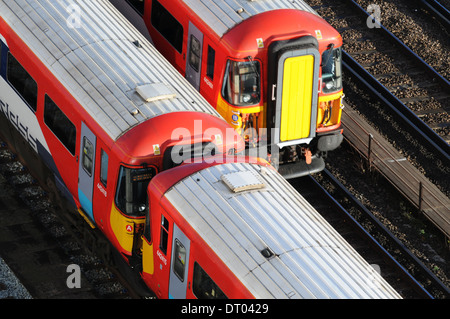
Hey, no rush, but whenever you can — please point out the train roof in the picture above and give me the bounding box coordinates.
[182,0,319,37]
[0,0,220,140]
[160,160,402,299]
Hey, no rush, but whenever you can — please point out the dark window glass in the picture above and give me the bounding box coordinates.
[115,166,156,216]
[206,46,215,80]
[173,239,186,281]
[222,59,261,106]
[160,215,169,254]
[163,142,217,170]
[7,53,38,111]
[44,95,76,155]
[100,149,108,187]
[188,35,201,72]
[321,47,343,93]
[193,263,227,299]
[81,137,94,176]
[151,0,183,53]
[0,43,3,74]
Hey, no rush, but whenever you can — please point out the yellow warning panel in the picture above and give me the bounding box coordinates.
[280,55,314,142]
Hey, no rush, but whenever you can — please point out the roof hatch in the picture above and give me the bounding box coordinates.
[221,171,265,193]
[136,83,176,102]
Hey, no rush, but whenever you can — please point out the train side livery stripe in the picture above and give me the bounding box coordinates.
[0,37,75,208]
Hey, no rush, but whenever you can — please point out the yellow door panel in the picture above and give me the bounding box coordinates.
[280,55,314,142]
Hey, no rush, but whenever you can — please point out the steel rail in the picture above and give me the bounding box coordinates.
[301,171,435,298]
[418,0,450,32]
[342,51,450,163]
[315,169,450,298]
[343,52,450,240]
[349,0,450,89]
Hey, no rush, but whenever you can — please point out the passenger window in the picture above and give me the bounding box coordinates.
[44,95,76,155]
[7,53,38,111]
[206,46,215,80]
[160,215,169,254]
[173,239,186,281]
[151,0,183,53]
[193,263,227,299]
[188,35,201,72]
[0,43,2,74]
[100,149,108,187]
[81,137,94,176]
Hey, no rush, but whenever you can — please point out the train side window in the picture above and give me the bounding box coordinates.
[0,43,3,75]
[81,137,94,176]
[44,94,76,155]
[151,0,183,53]
[188,35,201,72]
[6,52,38,112]
[173,239,186,281]
[126,0,145,15]
[193,262,227,299]
[206,45,215,80]
[160,215,169,254]
[100,149,108,187]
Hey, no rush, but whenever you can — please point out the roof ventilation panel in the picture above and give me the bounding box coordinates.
[221,171,265,193]
[136,83,176,102]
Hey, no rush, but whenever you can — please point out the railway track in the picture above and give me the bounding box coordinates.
[0,140,139,299]
[0,1,446,294]
[304,0,450,240]
[291,171,450,299]
[300,0,450,296]
[307,0,450,143]
[2,137,443,299]
[416,0,450,30]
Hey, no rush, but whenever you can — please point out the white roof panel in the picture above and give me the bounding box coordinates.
[0,0,220,140]
[182,0,318,37]
[165,162,402,299]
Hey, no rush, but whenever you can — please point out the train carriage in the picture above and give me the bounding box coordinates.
[0,0,244,261]
[0,0,402,299]
[114,0,345,178]
[141,156,402,299]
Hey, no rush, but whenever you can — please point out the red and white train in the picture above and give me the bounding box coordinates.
[0,0,243,262]
[0,0,400,299]
[142,156,401,298]
[113,0,345,178]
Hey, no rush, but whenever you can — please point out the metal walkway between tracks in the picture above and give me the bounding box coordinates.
[341,103,450,240]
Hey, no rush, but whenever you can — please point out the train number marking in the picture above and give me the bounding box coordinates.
[157,249,167,265]
[97,182,107,197]
[203,76,213,89]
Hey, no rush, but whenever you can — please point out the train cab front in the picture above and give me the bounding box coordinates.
[217,10,344,179]
[109,112,245,265]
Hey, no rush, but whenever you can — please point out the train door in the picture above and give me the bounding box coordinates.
[185,22,203,91]
[168,224,191,299]
[78,122,97,223]
[274,49,319,147]
[268,37,320,149]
